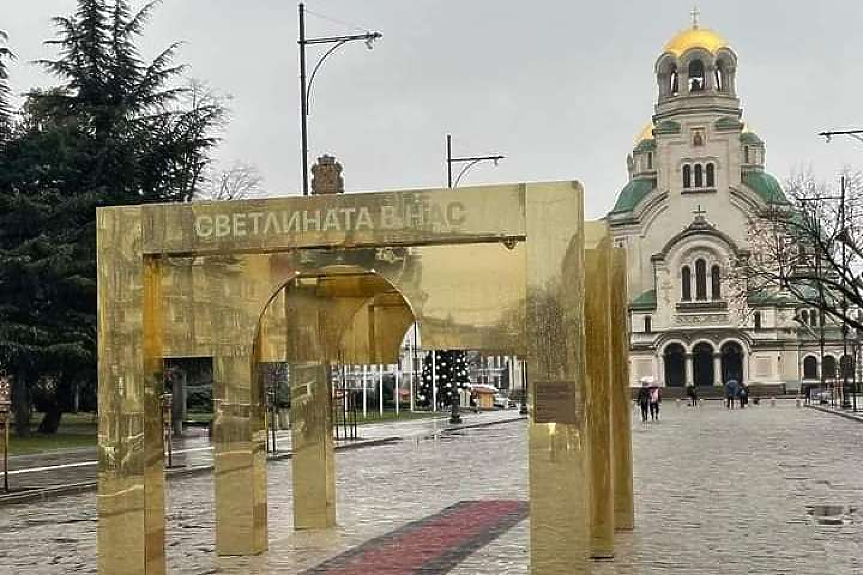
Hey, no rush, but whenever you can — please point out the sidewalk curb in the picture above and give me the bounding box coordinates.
[806,404,863,423]
[0,436,402,506]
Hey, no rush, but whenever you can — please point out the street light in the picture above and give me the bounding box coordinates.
[299,3,382,196]
[820,129,863,145]
[446,134,504,188]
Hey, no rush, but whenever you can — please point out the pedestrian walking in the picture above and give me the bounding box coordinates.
[637,378,651,422]
[738,383,749,409]
[649,385,661,420]
[725,379,739,409]
[686,384,698,407]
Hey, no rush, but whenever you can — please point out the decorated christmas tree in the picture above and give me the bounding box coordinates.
[417,350,470,410]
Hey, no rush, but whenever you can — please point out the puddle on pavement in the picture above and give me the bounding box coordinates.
[807,504,855,526]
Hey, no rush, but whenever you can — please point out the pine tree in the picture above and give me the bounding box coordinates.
[0,30,13,140]
[0,1,226,435]
[417,351,470,410]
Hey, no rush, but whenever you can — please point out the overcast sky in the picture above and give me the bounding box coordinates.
[5,1,863,218]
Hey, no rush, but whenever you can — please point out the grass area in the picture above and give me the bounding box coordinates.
[349,409,444,425]
[9,433,96,456]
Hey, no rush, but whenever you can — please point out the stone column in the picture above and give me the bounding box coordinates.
[685,353,694,386]
[713,353,723,386]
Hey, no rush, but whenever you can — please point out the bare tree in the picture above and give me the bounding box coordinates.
[198,161,263,201]
[732,169,863,332]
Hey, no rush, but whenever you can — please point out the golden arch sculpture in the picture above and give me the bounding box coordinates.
[96,181,633,575]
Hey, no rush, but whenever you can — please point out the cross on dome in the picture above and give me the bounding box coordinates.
[691,5,701,29]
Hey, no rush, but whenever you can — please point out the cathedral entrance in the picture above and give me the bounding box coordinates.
[663,343,686,387]
[721,342,744,384]
[693,342,714,387]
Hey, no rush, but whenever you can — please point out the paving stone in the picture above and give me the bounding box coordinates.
[2,404,863,574]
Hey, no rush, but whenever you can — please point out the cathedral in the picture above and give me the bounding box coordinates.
[609,18,845,394]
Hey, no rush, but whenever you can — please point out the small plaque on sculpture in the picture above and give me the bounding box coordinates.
[533,380,577,424]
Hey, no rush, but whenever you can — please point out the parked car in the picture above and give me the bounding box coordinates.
[493,394,511,409]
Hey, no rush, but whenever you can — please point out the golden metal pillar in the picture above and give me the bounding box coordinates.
[286,281,336,530]
[526,182,589,575]
[585,222,614,559]
[213,349,268,556]
[289,361,336,529]
[611,248,634,530]
[97,210,166,575]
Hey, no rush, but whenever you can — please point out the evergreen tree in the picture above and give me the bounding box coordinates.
[0,1,226,435]
[0,30,13,139]
[417,351,470,410]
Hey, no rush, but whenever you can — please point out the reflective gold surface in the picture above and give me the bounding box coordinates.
[584,221,615,559]
[97,181,631,575]
[525,182,589,574]
[664,26,728,55]
[611,248,634,531]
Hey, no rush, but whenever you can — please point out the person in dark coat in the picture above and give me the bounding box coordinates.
[738,383,749,408]
[725,379,739,409]
[637,380,651,422]
[686,384,698,407]
[649,385,661,420]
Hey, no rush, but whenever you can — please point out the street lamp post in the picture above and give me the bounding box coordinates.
[446,134,504,188]
[298,3,382,196]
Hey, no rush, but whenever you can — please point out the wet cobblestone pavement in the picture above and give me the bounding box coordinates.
[2,402,863,574]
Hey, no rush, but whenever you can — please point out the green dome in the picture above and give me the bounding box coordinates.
[611,178,655,215]
[742,170,788,205]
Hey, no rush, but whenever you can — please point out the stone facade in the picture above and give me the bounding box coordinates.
[609,22,846,392]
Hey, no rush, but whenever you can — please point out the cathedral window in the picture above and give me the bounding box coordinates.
[706,163,715,187]
[695,259,708,300]
[644,315,652,334]
[670,65,679,95]
[823,356,837,380]
[744,146,750,164]
[694,164,703,188]
[754,311,762,331]
[683,165,692,188]
[803,356,818,380]
[711,265,721,299]
[647,152,653,170]
[801,310,809,325]
[682,266,692,301]
[688,59,705,92]
[715,62,724,92]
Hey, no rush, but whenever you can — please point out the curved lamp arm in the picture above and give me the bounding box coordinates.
[306,39,350,113]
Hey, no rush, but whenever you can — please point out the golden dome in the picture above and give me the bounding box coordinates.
[635,123,655,144]
[664,26,728,56]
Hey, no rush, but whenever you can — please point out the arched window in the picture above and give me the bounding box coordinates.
[744,146,750,164]
[801,310,809,325]
[688,59,705,92]
[695,259,707,301]
[683,165,691,188]
[694,164,703,188]
[823,356,837,380]
[706,163,715,187]
[644,316,652,334]
[715,61,724,92]
[711,265,721,299]
[841,355,854,380]
[670,65,679,95]
[754,311,762,331]
[647,152,653,170]
[803,356,818,380]
[681,266,692,301]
